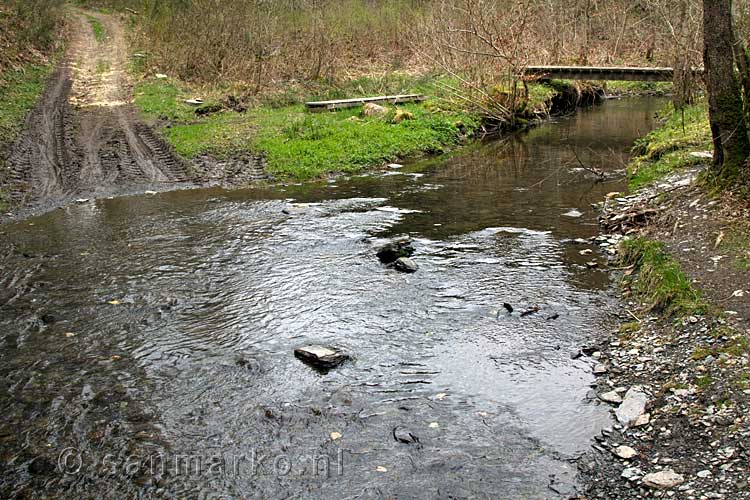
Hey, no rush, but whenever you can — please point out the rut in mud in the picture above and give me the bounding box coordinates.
[3,11,193,216]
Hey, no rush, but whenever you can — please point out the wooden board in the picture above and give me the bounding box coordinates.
[305,94,426,112]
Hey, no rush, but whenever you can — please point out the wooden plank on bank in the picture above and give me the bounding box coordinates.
[305,94,426,112]
[523,66,704,82]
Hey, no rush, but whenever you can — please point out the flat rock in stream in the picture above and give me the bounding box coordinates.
[294,345,349,369]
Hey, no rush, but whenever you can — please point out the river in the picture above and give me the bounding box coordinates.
[0,97,664,499]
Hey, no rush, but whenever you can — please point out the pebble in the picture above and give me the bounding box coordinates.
[615,445,637,459]
[599,390,623,404]
[642,469,685,489]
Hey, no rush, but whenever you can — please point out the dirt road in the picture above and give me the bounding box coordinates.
[3,10,191,217]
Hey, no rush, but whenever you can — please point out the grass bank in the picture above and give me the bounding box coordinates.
[619,237,707,318]
[602,81,672,96]
[133,75,578,180]
[0,64,57,211]
[627,103,712,190]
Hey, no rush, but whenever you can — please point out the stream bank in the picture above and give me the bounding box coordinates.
[133,75,603,183]
[579,104,750,499]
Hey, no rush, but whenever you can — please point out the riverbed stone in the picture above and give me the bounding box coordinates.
[599,390,623,404]
[593,363,608,375]
[642,469,685,489]
[394,257,418,273]
[393,425,420,445]
[376,237,414,264]
[615,387,648,426]
[615,445,637,459]
[294,345,349,369]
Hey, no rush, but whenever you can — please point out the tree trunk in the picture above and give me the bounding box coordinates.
[735,39,750,124]
[703,0,750,183]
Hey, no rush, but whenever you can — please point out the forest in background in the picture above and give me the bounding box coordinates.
[2,1,749,114]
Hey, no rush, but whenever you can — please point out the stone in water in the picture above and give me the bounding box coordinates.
[294,345,349,369]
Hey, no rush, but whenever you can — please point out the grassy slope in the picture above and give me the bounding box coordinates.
[133,76,561,180]
[627,103,712,190]
[0,65,56,211]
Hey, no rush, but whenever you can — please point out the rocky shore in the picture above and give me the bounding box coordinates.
[578,168,750,499]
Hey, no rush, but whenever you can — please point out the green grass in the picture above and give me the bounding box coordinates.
[0,63,55,211]
[86,15,106,43]
[619,238,707,317]
[133,75,571,180]
[604,81,673,96]
[0,65,53,146]
[696,375,714,389]
[627,103,712,190]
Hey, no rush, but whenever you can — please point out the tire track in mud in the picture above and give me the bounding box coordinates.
[1,11,196,218]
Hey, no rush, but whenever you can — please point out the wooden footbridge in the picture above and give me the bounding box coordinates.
[303,65,701,112]
[523,66,703,82]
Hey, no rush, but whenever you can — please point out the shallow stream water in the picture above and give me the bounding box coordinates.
[0,97,664,499]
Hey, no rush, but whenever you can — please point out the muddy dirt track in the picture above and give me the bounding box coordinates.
[2,11,192,218]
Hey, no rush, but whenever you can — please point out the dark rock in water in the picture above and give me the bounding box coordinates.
[41,314,56,325]
[376,237,414,264]
[546,313,560,320]
[393,425,420,445]
[503,303,514,314]
[393,257,418,273]
[294,345,349,369]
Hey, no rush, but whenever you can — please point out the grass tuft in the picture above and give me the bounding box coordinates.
[619,238,707,317]
[86,15,106,43]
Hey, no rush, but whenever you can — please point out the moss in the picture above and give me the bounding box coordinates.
[619,238,708,317]
[692,346,714,361]
[618,321,640,339]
